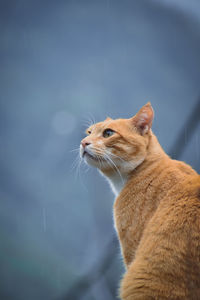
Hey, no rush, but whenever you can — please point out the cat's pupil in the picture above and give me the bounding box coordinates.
[103,128,115,138]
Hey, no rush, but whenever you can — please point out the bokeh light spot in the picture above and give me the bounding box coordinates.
[52,111,76,135]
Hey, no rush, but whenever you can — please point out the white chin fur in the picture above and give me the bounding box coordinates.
[80,144,145,196]
[80,144,109,169]
[84,154,99,167]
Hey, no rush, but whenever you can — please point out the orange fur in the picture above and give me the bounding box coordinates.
[80,103,200,299]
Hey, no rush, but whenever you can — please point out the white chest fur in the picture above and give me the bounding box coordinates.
[106,172,128,197]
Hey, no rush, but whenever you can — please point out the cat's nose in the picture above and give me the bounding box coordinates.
[81,140,91,149]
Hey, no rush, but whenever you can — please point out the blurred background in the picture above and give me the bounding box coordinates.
[0,0,200,299]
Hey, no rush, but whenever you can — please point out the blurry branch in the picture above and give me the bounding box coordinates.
[60,97,200,300]
[169,98,200,159]
[59,236,118,300]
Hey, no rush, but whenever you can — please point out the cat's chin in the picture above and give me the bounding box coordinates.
[83,152,101,168]
[83,152,111,170]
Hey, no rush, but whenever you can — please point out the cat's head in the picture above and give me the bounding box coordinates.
[80,103,154,175]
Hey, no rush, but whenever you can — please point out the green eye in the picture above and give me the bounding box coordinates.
[103,128,115,138]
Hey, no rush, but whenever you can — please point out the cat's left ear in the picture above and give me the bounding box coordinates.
[131,102,154,135]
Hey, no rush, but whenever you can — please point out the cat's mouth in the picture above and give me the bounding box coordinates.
[82,150,98,161]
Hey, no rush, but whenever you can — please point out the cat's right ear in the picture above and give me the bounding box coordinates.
[130,102,154,135]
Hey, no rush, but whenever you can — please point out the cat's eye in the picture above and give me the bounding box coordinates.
[103,128,115,138]
[87,130,91,135]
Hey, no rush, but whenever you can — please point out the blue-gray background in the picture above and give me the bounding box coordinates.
[0,0,200,299]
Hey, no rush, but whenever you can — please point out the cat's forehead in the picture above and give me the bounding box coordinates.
[88,118,128,133]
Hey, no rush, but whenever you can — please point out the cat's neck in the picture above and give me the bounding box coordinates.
[101,163,140,197]
[105,171,129,196]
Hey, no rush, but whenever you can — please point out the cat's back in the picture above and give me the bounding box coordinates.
[144,157,200,209]
[122,165,200,299]
[146,158,200,241]
[161,159,200,212]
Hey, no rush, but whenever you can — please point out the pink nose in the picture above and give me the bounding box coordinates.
[81,140,91,149]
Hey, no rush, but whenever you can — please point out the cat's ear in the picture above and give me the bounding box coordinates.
[105,117,112,121]
[131,102,154,135]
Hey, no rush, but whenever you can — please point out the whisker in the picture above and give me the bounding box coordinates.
[87,112,96,125]
[105,150,126,163]
[82,121,93,128]
[81,113,96,129]
[73,154,90,192]
[91,147,125,167]
[70,147,81,153]
[77,145,124,186]
[70,153,81,173]
[89,147,124,179]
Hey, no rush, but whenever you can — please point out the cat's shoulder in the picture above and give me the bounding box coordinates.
[173,159,198,176]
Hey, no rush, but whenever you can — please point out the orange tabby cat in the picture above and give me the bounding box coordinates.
[80,103,200,299]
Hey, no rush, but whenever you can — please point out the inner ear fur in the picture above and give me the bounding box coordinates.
[131,102,154,135]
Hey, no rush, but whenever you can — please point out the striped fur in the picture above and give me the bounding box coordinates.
[80,103,200,299]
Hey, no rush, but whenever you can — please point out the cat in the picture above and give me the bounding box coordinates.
[80,103,200,299]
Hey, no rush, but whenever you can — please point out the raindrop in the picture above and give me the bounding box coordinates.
[42,207,46,233]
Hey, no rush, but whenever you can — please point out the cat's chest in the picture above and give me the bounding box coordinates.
[114,195,138,237]
[113,190,148,265]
